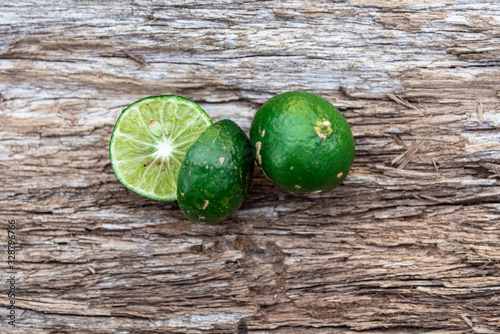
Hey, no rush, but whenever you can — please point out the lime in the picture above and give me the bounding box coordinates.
[249,91,355,194]
[109,95,212,201]
[177,120,254,223]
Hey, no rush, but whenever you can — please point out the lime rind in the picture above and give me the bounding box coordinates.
[109,95,212,201]
[177,119,254,224]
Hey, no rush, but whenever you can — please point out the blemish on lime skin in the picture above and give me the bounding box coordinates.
[255,141,262,164]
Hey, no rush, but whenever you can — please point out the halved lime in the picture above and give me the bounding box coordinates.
[109,95,212,201]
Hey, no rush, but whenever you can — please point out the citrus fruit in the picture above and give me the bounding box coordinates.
[109,95,212,201]
[249,91,355,194]
[177,120,254,224]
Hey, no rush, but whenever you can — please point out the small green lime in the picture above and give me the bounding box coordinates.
[109,95,212,201]
[177,120,254,223]
[249,91,355,194]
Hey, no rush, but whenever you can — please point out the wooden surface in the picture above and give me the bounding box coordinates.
[1,1,500,333]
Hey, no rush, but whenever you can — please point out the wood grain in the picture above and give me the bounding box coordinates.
[1,1,499,333]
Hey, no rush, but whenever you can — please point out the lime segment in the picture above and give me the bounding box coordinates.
[109,95,212,201]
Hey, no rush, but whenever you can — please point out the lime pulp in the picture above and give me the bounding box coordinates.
[109,95,212,201]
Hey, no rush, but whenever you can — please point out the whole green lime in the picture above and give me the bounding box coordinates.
[177,120,254,223]
[249,91,355,194]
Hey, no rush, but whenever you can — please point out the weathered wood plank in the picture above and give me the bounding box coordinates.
[1,0,499,333]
